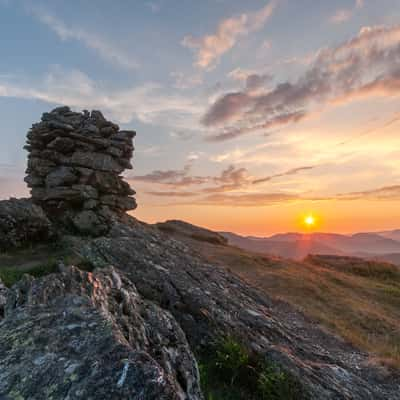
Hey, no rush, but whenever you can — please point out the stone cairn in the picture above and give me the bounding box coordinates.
[24,106,136,236]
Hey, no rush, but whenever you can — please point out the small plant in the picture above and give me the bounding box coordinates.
[214,337,249,385]
[0,260,59,287]
[258,363,304,400]
[198,336,307,400]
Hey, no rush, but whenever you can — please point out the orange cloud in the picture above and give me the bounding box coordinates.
[182,2,276,69]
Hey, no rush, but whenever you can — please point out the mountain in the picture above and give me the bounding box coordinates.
[376,229,400,242]
[220,230,400,264]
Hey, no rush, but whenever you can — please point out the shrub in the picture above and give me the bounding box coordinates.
[198,336,307,400]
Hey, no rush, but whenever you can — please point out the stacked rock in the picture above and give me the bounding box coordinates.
[24,106,136,236]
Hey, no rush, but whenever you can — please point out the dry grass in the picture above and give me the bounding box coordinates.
[181,238,400,368]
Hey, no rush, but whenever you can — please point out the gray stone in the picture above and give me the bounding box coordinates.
[72,210,107,236]
[1,266,203,399]
[45,166,77,187]
[100,195,137,211]
[0,279,8,318]
[0,198,53,251]
[25,107,136,236]
[47,136,75,153]
[70,151,125,173]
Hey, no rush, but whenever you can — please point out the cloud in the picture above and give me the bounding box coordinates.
[337,185,400,200]
[182,1,276,69]
[252,166,315,184]
[203,165,251,193]
[203,24,400,140]
[171,71,203,89]
[0,67,203,126]
[205,110,307,141]
[146,191,197,197]
[30,7,139,70]
[132,164,209,186]
[199,192,300,207]
[330,0,364,24]
[146,1,161,13]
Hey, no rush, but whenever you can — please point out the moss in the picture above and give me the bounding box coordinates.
[197,337,307,400]
[0,254,95,288]
[0,261,59,287]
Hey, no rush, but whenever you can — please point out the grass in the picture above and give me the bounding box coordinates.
[0,244,95,288]
[198,337,307,400]
[305,255,400,281]
[0,261,58,287]
[173,234,400,369]
[190,233,227,246]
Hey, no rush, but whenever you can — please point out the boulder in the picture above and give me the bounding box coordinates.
[0,198,53,251]
[0,266,203,399]
[72,210,108,236]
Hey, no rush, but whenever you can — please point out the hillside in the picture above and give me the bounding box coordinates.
[159,220,400,369]
[1,108,399,399]
[220,230,400,264]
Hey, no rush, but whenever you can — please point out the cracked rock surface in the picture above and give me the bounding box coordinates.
[0,266,202,400]
[74,218,400,400]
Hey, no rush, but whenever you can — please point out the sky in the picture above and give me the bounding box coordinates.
[0,0,400,236]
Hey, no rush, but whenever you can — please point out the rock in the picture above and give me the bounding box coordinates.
[72,210,108,236]
[69,151,124,173]
[47,136,76,153]
[0,266,203,399]
[73,218,400,400]
[0,279,8,318]
[100,195,137,212]
[0,198,53,251]
[24,107,137,236]
[45,166,78,187]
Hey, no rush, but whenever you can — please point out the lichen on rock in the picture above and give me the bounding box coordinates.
[0,266,203,399]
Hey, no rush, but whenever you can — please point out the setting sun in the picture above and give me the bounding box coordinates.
[304,215,316,227]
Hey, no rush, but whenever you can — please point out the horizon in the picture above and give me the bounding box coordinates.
[0,0,399,236]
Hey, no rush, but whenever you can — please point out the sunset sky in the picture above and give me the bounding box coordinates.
[0,0,399,235]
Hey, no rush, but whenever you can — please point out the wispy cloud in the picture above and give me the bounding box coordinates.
[182,1,276,69]
[134,163,316,196]
[146,1,161,13]
[132,164,209,186]
[337,185,400,200]
[330,0,364,24]
[203,24,400,140]
[30,7,139,70]
[0,67,203,127]
[145,190,197,197]
[252,166,315,185]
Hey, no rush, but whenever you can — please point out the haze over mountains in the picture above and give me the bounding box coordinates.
[221,229,400,265]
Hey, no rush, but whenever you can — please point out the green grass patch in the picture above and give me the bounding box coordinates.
[0,255,95,288]
[0,261,58,287]
[198,337,307,400]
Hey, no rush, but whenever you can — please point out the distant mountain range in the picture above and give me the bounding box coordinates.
[220,230,400,265]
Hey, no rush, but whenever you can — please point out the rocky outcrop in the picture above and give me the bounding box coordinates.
[1,107,399,399]
[0,198,53,251]
[1,265,202,399]
[0,279,7,318]
[73,219,400,400]
[24,107,136,235]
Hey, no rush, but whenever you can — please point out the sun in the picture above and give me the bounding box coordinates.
[304,214,315,227]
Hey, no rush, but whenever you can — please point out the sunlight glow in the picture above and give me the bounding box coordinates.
[304,215,315,227]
